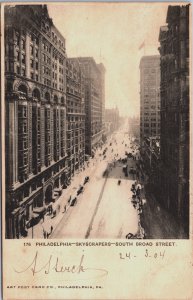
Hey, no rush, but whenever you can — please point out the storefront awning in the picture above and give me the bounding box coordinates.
[33,207,46,214]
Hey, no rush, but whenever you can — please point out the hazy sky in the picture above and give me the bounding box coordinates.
[48,3,169,117]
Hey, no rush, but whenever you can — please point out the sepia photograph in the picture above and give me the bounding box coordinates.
[1,2,193,300]
[3,2,190,241]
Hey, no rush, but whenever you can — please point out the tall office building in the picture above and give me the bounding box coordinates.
[139,55,161,172]
[139,55,161,145]
[66,58,85,179]
[78,57,105,156]
[97,63,106,133]
[5,5,68,238]
[159,5,189,235]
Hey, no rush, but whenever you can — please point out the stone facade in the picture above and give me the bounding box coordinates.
[159,5,190,236]
[139,55,161,146]
[66,58,85,178]
[5,5,68,238]
[78,57,105,156]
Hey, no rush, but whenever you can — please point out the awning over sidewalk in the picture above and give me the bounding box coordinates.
[33,207,46,214]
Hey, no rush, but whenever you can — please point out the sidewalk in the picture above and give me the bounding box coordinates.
[137,167,186,239]
[26,151,104,239]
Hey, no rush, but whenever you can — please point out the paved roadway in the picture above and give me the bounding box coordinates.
[52,129,140,238]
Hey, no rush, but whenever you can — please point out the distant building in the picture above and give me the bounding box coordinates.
[105,107,120,135]
[78,57,105,155]
[139,55,160,144]
[97,63,106,133]
[128,116,140,139]
[5,5,67,238]
[159,5,189,235]
[139,55,161,172]
[66,58,85,179]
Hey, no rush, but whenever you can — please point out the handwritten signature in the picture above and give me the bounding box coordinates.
[14,251,108,280]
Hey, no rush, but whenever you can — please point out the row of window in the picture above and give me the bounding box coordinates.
[30,59,38,70]
[143,123,160,128]
[30,45,38,58]
[51,32,64,49]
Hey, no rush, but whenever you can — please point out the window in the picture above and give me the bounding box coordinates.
[16,51,20,61]
[23,123,27,134]
[30,59,34,68]
[36,75,38,82]
[23,106,27,117]
[35,49,38,58]
[16,34,20,46]
[21,39,25,50]
[17,66,20,74]
[21,68,25,76]
[24,155,28,166]
[21,54,25,64]
[36,62,38,70]
[31,72,34,80]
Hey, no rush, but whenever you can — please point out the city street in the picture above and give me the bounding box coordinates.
[51,129,141,238]
[26,125,184,240]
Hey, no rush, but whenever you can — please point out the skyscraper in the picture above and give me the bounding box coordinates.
[5,5,68,238]
[139,55,160,171]
[159,5,190,236]
[66,58,85,179]
[78,57,105,156]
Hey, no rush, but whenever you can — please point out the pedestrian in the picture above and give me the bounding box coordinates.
[136,187,141,197]
[63,205,67,213]
[43,230,46,239]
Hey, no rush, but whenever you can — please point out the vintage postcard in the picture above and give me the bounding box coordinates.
[1,1,192,299]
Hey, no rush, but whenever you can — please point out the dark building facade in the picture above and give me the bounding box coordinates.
[5,5,68,238]
[66,58,85,178]
[78,57,105,155]
[159,5,189,236]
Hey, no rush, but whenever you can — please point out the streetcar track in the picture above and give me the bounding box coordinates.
[85,176,108,238]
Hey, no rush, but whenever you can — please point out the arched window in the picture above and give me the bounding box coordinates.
[32,88,40,100]
[54,95,58,104]
[45,91,50,102]
[61,96,65,105]
[18,84,28,96]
